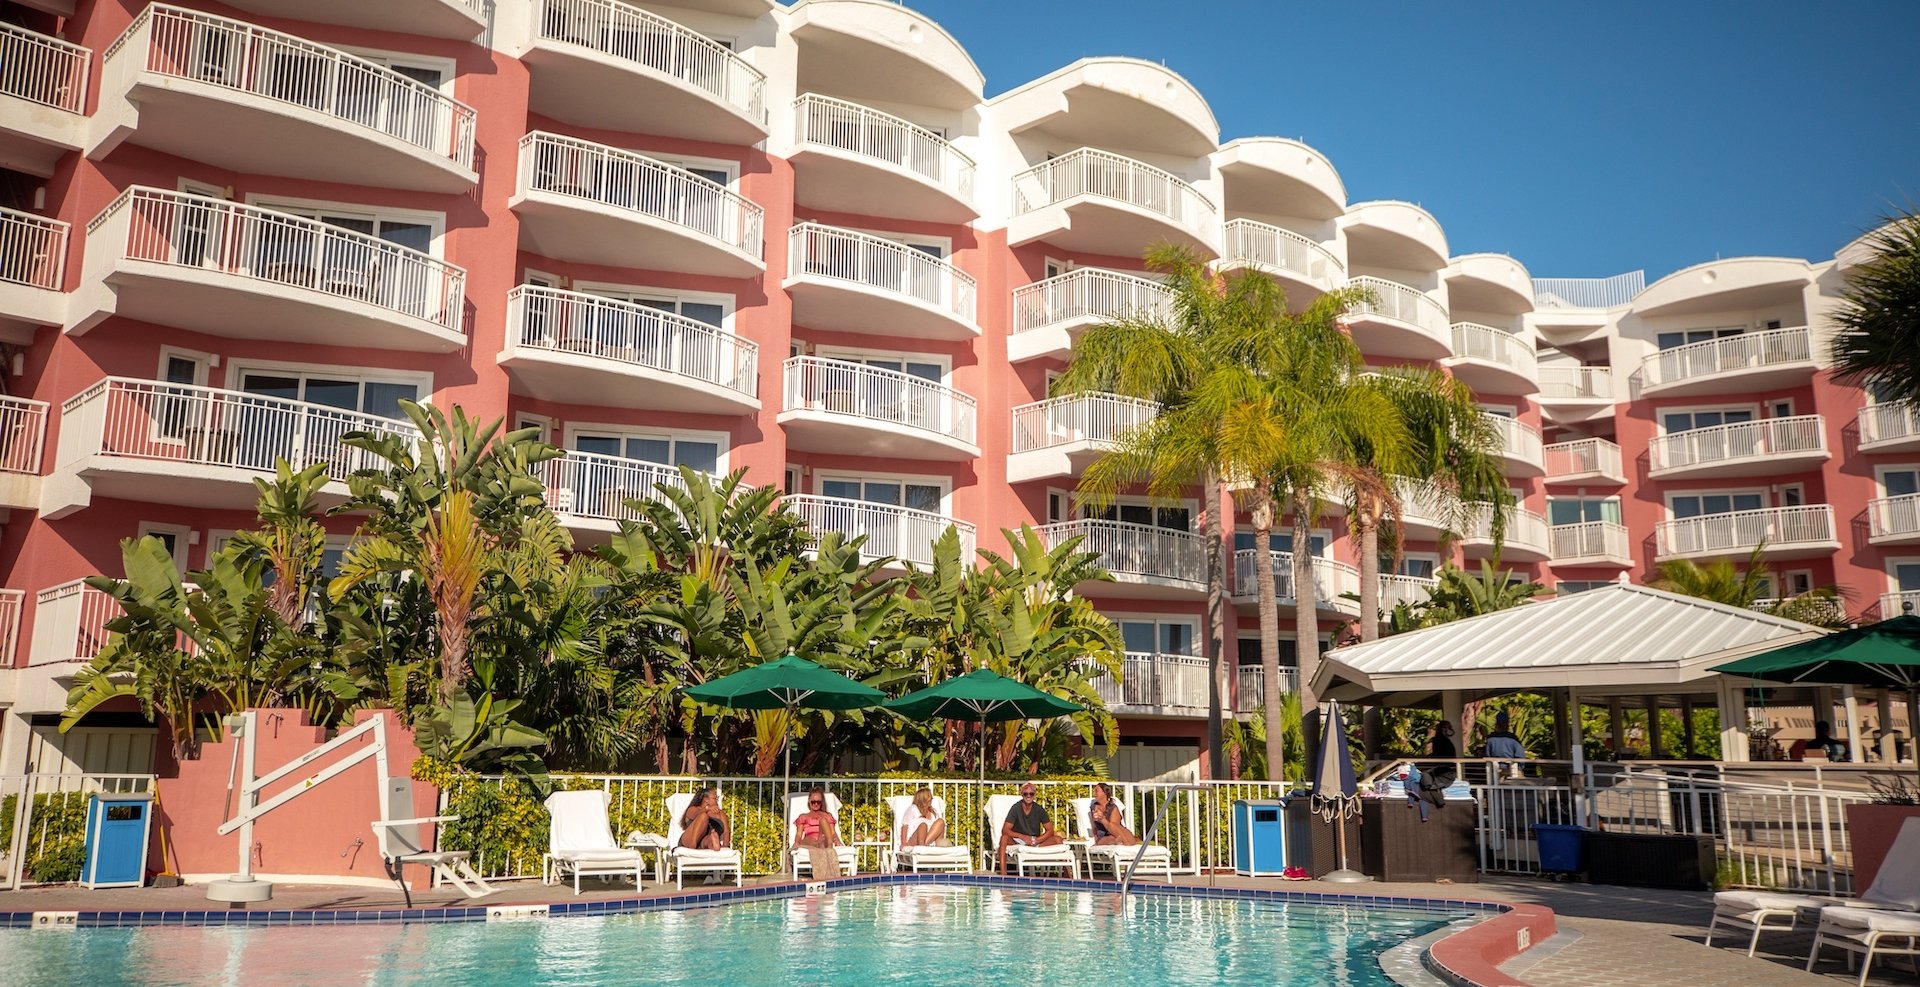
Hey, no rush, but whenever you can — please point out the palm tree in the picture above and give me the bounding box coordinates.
[1652,545,1849,629]
[1830,210,1920,404]
[1418,559,1544,625]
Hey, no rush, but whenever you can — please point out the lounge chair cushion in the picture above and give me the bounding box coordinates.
[1820,906,1920,935]
[673,847,740,862]
[1714,890,1821,912]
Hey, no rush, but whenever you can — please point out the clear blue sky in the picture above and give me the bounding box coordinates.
[907,0,1920,281]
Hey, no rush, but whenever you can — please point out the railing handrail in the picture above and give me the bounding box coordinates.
[1640,326,1813,386]
[1869,493,1920,538]
[1531,271,1645,309]
[0,21,91,113]
[1010,391,1159,453]
[0,205,70,291]
[1038,517,1203,549]
[1222,218,1344,280]
[1649,415,1828,469]
[1450,322,1538,375]
[792,93,974,193]
[782,356,975,411]
[533,0,766,122]
[1860,401,1920,445]
[1010,267,1174,335]
[518,131,763,254]
[1346,275,1449,337]
[505,284,757,395]
[0,393,49,475]
[787,222,976,320]
[539,450,701,522]
[784,492,978,565]
[1655,504,1837,551]
[115,4,476,166]
[785,493,978,531]
[1537,365,1614,400]
[70,375,417,431]
[1010,147,1215,230]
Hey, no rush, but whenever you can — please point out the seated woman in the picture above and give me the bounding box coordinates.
[899,787,949,848]
[1089,782,1140,847]
[793,785,845,877]
[678,787,731,850]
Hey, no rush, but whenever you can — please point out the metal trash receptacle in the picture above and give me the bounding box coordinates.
[1532,824,1586,876]
[82,792,155,889]
[1232,799,1288,876]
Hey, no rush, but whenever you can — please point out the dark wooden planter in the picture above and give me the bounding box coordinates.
[1360,798,1479,883]
[1845,804,1920,895]
[1584,832,1714,890]
[1284,799,1364,876]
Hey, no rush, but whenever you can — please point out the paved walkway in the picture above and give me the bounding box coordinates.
[0,874,1909,986]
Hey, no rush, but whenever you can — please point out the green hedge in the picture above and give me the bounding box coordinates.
[0,793,91,884]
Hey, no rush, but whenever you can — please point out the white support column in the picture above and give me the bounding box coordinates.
[1440,690,1465,736]
[1843,686,1865,764]
[1717,676,1751,763]
[1567,687,1585,774]
[1879,689,1898,763]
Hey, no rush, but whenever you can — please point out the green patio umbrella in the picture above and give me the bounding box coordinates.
[1714,615,1920,780]
[882,668,1084,783]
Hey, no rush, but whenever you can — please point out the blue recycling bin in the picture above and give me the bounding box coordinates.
[1532,824,1586,875]
[1232,799,1288,876]
[81,792,155,889]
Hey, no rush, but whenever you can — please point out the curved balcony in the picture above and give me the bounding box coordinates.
[47,376,418,517]
[1550,521,1632,568]
[1009,268,1172,363]
[75,187,466,351]
[1038,518,1205,598]
[1008,148,1217,258]
[1631,257,1813,319]
[1090,652,1211,719]
[1537,365,1616,424]
[787,0,983,111]
[786,494,974,569]
[1342,201,1448,272]
[779,356,977,461]
[511,132,764,278]
[540,450,701,538]
[0,395,47,511]
[1219,219,1344,305]
[0,22,90,176]
[790,95,975,223]
[1008,392,1158,483]
[95,6,477,193]
[1487,415,1544,477]
[221,0,488,40]
[524,0,767,144]
[1231,549,1360,616]
[1543,438,1625,486]
[32,580,151,668]
[1377,574,1439,614]
[784,223,977,340]
[1860,402,1920,454]
[1389,476,1459,540]
[1648,416,1829,480]
[0,206,69,328]
[501,285,759,415]
[1444,323,1538,394]
[995,58,1216,159]
[1653,505,1839,563]
[1461,505,1551,563]
[1445,253,1535,316]
[1342,276,1451,361]
[1214,137,1346,222]
[1235,665,1301,710]
[1869,495,1920,546]
[1637,327,1816,398]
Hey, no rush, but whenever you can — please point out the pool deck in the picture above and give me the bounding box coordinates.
[0,874,1904,986]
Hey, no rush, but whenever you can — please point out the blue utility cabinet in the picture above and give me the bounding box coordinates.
[81,792,155,889]
[1232,799,1288,876]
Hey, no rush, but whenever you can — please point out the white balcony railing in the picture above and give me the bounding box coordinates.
[1870,494,1920,542]
[0,588,19,665]
[1538,365,1614,401]
[1235,664,1301,709]
[519,132,764,257]
[1550,521,1630,564]
[792,94,973,203]
[1378,573,1438,612]
[506,285,757,396]
[1649,416,1827,474]
[0,206,67,290]
[1,21,89,112]
[1037,519,1203,586]
[535,0,766,125]
[1640,327,1814,390]
[1222,219,1343,289]
[1450,323,1538,380]
[1544,438,1623,482]
[1532,272,1644,310]
[91,186,467,333]
[1231,549,1360,611]
[1463,504,1551,555]
[1010,148,1214,238]
[1010,392,1158,454]
[58,377,418,481]
[1392,476,1456,528]
[1345,276,1450,346]
[785,494,974,569]
[1090,652,1210,714]
[1487,414,1543,468]
[1011,268,1173,337]
[0,394,50,475]
[788,223,975,324]
[1861,402,1920,450]
[31,579,196,666]
[540,450,698,524]
[1881,591,1920,619]
[1654,505,1837,559]
[111,5,476,167]
[782,357,975,446]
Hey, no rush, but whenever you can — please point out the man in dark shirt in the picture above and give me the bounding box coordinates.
[998,783,1064,874]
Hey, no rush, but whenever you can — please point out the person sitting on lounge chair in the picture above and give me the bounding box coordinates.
[794,785,846,878]
[998,783,1064,874]
[1088,783,1139,847]
[900,787,949,847]
[678,787,732,851]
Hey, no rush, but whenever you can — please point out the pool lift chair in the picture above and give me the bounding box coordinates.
[375,779,496,906]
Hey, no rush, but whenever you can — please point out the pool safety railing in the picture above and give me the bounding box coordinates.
[1121,783,1205,897]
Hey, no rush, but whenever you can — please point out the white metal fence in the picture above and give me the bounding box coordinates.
[1860,401,1920,450]
[1882,590,1920,618]
[1487,414,1543,468]
[785,494,975,568]
[1346,276,1450,346]
[1222,219,1342,290]
[540,451,697,524]
[1090,652,1211,715]
[1549,520,1630,565]
[1037,519,1204,588]
[1011,148,1214,238]
[1531,271,1644,309]
[507,284,757,396]
[1655,504,1837,559]
[782,356,976,446]
[1870,494,1920,542]
[788,222,975,324]
[792,93,972,202]
[1463,504,1551,556]
[519,131,764,256]
[1537,365,1614,401]
[1378,573,1438,611]
[1543,437,1623,481]
[0,206,68,290]
[1235,665,1299,710]
[0,21,89,112]
[0,394,49,475]
[1,773,157,890]
[1450,322,1538,380]
[1011,267,1173,337]
[1649,415,1827,473]
[1230,549,1360,611]
[116,4,476,167]
[92,186,467,333]
[1010,392,1158,453]
[535,0,766,124]
[1641,327,1813,389]
[1391,476,1455,529]
[0,589,20,667]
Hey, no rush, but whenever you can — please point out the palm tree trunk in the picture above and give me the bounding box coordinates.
[1293,495,1321,777]
[1202,472,1228,780]
[1254,483,1283,781]
[1356,501,1384,759]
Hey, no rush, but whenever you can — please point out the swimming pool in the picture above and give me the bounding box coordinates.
[0,885,1474,986]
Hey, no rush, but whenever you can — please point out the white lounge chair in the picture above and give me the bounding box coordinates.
[985,794,1077,878]
[1710,816,1920,958]
[663,792,744,890]
[1808,907,1920,986]
[1069,796,1172,880]
[544,789,646,895]
[370,779,494,906]
[787,791,859,879]
[883,794,972,873]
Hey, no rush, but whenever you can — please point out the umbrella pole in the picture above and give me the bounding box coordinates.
[782,704,794,876]
[978,714,986,787]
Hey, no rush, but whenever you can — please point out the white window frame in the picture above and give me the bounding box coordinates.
[1078,493,1200,529]
[848,227,953,260]
[1663,487,1770,519]
[222,358,434,409]
[523,267,564,289]
[1876,464,1920,497]
[1889,558,1920,595]
[571,279,736,331]
[1782,569,1815,598]
[1043,257,1068,280]
[562,422,731,474]
[242,192,448,260]
[514,412,553,443]
[333,47,457,96]
[814,469,951,512]
[1109,612,1201,657]
[1655,403,1761,435]
[1769,398,1795,418]
[1546,494,1622,524]
[137,521,193,571]
[157,347,212,386]
[650,151,739,188]
[815,346,952,382]
[1480,403,1518,418]
[1778,483,1806,508]
[1235,525,1333,558]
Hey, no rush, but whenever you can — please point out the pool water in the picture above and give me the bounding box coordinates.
[0,887,1470,986]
